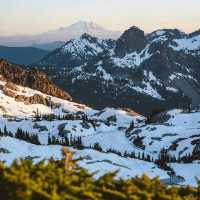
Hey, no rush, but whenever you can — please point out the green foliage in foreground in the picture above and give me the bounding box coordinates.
[0,158,198,200]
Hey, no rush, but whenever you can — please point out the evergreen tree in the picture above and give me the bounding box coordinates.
[93,142,103,152]
[126,120,135,133]
[4,126,8,136]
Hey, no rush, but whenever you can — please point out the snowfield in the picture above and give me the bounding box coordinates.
[0,137,167,180]
[170,35,200,52]
[0,80,200,186]
[126,109,200,160]
[1,136,200,186]
[0,79,95,117]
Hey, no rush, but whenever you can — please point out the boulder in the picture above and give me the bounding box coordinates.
[5,82,19,91]
[3,87,16,98]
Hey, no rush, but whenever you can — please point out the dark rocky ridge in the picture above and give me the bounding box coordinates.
[0,59,72,101]
[115,26,146,57]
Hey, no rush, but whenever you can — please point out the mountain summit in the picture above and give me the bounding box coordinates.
[0,21,121,48]
[115,26,146,57]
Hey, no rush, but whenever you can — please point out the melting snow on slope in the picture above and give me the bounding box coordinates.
[166,87,178,93]
[96,61,113,81]
[112,45,152,68]
[129,81,163,100]
[0,136,167,180]
[1,136,200,186]
[129,109,200,160]
[0,80,94,117]
[170,35,200,52]
[62,37,108,57]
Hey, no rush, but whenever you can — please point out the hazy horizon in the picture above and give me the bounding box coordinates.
[0,0,200,36]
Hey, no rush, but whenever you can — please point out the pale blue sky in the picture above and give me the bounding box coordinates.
[0,0,200,35]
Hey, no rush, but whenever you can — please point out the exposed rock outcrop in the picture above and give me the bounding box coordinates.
[115,26,146,57]
[0,59,72,101]
[15,94,61,108]
[2,87,16,98]
[5,82,19,91]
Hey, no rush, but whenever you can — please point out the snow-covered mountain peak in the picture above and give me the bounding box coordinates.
[147,29,186,43]
[67,20,105,32]
[0,21,121,47]
[49,20,121,41]
[61,34,111,58]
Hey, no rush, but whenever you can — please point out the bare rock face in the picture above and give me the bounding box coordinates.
[0,84,4,91]
[15,94,61,107]
[5,82,19,91]
[0,59,72,101]
[115,26,146,57]
[2,87,16,98]
[15,94,46,105]
[0,105,7,113]
[123,108,141,117]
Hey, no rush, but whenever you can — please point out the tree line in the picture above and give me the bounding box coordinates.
[0,126,40,145]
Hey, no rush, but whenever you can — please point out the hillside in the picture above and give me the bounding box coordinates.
[0,67,200,186]
[36,26,200,116]
[0,59,71,100]
[0,45,48,65]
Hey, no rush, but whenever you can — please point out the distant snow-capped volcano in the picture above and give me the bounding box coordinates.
[0,21,121,48]
[52,20,121,39]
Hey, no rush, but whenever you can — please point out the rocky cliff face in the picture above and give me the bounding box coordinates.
[36,26,200,115]
[0,59,72,101]
[115,26,146,57]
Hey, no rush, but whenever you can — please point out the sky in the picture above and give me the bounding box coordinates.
[0,0,200,36]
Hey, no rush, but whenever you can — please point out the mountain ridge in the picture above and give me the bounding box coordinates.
[36,25,200,115]
[0,45,49,65]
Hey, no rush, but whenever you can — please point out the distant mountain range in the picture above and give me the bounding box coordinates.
[1,23,200,115]
[36,26,200,115]
[0,45,48,65]
[0,21,121,49]
[32,41,65,51]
